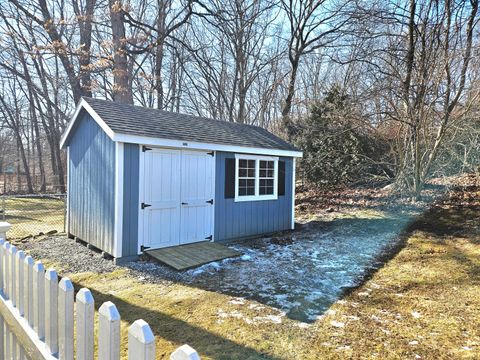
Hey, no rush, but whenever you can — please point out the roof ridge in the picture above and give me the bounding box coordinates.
[82,96,269,131]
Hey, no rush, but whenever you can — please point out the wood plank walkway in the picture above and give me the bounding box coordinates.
[146,241,242,270]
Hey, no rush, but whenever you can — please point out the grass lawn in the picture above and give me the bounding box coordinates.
[13,176,480,359]
[1,196,65,238]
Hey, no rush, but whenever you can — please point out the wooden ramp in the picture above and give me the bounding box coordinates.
[146,241,242,271]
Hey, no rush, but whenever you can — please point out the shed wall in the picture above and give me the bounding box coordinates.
[214,152,293,241]
[68,112,115,254]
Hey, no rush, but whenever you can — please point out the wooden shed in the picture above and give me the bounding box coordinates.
[60,98,303,263]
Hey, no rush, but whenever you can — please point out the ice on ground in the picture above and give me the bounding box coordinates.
[182,214,412,322]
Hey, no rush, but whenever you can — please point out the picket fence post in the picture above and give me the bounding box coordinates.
[0,238,4,357]
[3,241,11,359]
[2,241,10,296]
[128,319,155,360]
[0,238,4,291]
[58,277,74,360]
[9,245,17,306]
[23,255,34,326]
[171,344,201,360]
[45,268,59,356]
[15,250,25,316]
[33,261,45,340]
[98,301,121,360]
[76,288,95,360]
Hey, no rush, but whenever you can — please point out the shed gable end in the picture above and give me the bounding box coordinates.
[68,112,116,254]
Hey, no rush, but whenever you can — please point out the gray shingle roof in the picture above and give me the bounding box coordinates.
[82,97,299,152]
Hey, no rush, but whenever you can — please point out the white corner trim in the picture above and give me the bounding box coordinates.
[66,146,70,234]
[113,142,124,258]
[291,158,296,230]
[60,98,115,149]
[210,151,216,242]
[234,154,279,202]
[137,144,145,255]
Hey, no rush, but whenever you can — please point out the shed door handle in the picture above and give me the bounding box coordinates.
[181,202,189,205]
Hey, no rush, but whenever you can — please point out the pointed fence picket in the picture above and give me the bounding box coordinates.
[0,236,201,359]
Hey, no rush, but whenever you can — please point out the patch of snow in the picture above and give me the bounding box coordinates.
[240,254,252,261]
[409,340,419,346]
[335,345,351,351]
[461,346,473,351]
[330,320,345,328]
[229,298,246,305]
[294,322,311,329]
[248,303,265,311]
[411,311,422,319]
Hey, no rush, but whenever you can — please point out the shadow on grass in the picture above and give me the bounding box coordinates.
[70,283,278,360]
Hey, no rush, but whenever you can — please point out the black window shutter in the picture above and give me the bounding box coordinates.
[278,161,286,196]
[225,158,236,198]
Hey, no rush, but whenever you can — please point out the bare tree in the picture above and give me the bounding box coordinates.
[280,0,353,127]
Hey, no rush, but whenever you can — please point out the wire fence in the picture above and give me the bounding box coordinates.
[0,194,66,239]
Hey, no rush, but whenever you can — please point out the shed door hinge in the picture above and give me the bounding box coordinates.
[206,199,213,205]
[141,245,150,252]
[207,151,214,157]
[142,146,152,152]
[205,235,213,241]
[141,202,152,209]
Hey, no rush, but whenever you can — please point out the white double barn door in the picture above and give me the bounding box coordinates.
[141,148,215,250]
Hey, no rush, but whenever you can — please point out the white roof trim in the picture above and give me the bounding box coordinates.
[113,133,303,157]
[60,100,303,158]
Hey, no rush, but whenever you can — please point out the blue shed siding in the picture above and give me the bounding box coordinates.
[68,112,115,254]
[214,152,293,241]
[122,144,140,257]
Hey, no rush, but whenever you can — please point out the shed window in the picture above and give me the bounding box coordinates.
[234,154,278,201]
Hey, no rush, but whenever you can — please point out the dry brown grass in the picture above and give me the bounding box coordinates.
[24,176,480,359]
[2,197,65,238]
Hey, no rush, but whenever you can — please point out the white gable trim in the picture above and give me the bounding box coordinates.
[60,98,115,149]
[60,100,303,158]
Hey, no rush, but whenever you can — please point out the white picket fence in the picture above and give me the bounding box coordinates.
[0,237,201,360]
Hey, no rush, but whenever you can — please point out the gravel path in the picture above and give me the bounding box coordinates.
[12,235,191,284]
[14,236,120,274]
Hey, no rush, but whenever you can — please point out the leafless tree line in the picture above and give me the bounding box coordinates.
[0,0,478,195]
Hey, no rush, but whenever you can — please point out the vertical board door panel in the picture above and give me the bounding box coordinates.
[143,149,181,249]
[180,151,215,244]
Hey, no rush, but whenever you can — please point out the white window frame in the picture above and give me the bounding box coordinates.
[234,154,278,202]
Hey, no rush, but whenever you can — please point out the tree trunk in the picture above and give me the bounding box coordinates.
[109,0,133,104]
[76,0,96,97]
[281,55,300,138]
